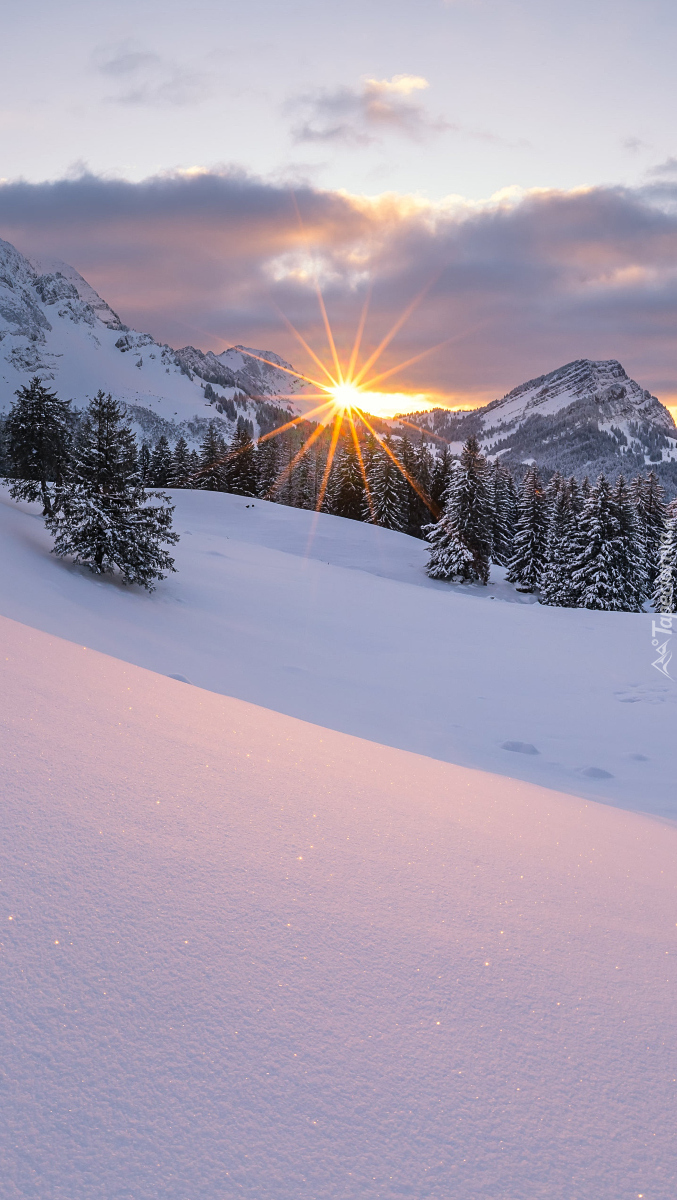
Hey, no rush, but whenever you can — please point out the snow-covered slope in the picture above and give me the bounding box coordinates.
[405,359,677,483]
[1,485,674,820]
[1,615,676,1199]
[0,238,307,439]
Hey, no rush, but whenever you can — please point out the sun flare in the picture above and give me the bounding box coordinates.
[236,277,445,515]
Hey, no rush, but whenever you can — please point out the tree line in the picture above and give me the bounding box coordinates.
[426,435,677,613]
[4,378,677,610]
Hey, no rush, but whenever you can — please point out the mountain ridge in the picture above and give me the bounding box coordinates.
[402,358,677,487]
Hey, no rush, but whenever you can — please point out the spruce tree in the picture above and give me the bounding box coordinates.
[4,376,72,515]
[295,450,317,510]
[148,435,173,487]
[540,480,580,607]
[430,444,453,509]
[257,436,281,499]
[631,471,666,591]
[653,516,677,613]
[571,474,640,611]
[139,441,152,482]
[170,436,193,487]
[330,439,366,521]
[425,435,493,584]
[506,466,548,592]
[613,474,646,609]
[226,424,258,496]
[489,461,517,565]
[365,435,408,530]
[45,391,178,590]
[196,422,228,491]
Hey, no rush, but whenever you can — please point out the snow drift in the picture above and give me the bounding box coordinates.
[1,616,676,1199]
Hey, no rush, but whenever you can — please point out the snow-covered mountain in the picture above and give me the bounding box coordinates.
[0,237,307,443]
[404,359,677,485]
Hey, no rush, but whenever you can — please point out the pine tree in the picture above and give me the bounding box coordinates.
[540,480,580,607]
[425,435,493,584]
[613,474,646,609]
[45,391,178,590]
[430,444,453,509]
[506,466,548,591]
[330,438,366,520]
[631,471,666,591]
[489,461,517,565]
[226,424,258,496]
[196,422,228,491]
[365,435,408,530]
[653,516,677,613]
[170,436,193,487]
[571,474,640,611]
[257,436,281,499]
[139,441,152,482]
[4,376,72,515]
[295,449,317,510]
[148,435,173,487]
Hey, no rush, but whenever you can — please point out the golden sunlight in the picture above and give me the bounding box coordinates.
[236,276,445,512]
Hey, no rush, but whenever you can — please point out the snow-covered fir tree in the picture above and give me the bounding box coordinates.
[148,435,173,487]
[571,474,641,611]
[326,439,365,520]
[489,461,517,565]
[425,435,493,584]
[653,515,677,613]
[506,466,548,592]
[430,444,453,510]
[4,376,72,515]
[256,436,281,498]
[631,470,666,591]
[197,422,228,491]
[139,441,151,482]
[226,423,258,496]
[365,435,408,530]
[400,435,435,538]
[613,474,646,609]
[45,391,178,590]
[170,436,193,487]
[295,449,317,510]
[540,480,580,607]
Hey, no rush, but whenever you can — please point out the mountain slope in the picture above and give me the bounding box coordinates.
[0,238,306,442]
[2,607,677,1199]
[1,483,674,820]
[405,358,677,484]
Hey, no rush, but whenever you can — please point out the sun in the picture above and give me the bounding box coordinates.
[326,381,364,412]
[233,273,448,515]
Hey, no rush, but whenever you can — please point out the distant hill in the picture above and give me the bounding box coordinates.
[401,359,677,488]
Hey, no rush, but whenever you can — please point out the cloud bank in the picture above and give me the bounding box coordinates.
[2,169,677,407]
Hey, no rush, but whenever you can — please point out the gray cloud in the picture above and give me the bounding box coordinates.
[1,170,677,405]
[288,75,454,145]
[647,156,677,178]
[93,41,210,108]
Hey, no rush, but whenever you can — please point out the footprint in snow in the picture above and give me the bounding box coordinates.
[167,673,191,684]
[501,741,539,755]
[581,766,613,779]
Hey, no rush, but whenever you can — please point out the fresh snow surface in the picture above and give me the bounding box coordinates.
[1,486,675,820]
[1,616,676,1200]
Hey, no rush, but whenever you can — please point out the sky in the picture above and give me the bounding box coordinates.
[2,0,677,408]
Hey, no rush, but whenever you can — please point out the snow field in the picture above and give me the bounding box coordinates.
[1,616,676,1199]
[0,486,675,819]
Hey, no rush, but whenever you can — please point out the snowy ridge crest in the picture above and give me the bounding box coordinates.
[0,237,306,444]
